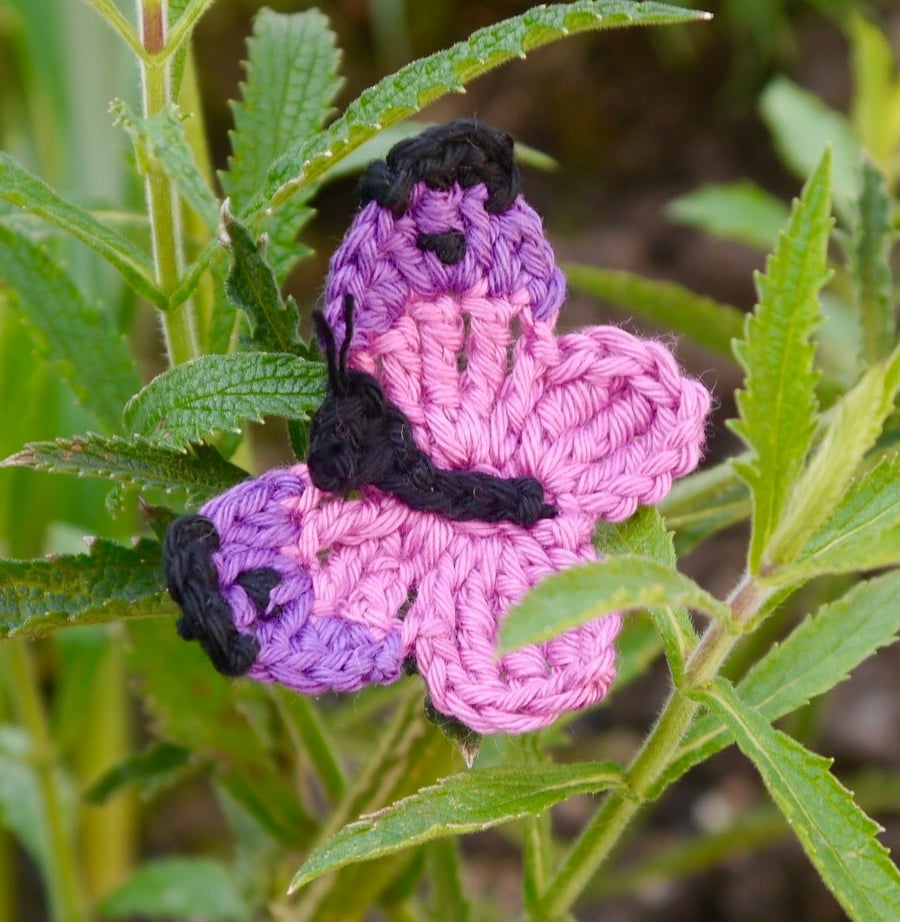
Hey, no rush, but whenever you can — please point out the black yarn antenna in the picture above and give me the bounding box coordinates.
[307,297,556,527]
[358,119,521,217]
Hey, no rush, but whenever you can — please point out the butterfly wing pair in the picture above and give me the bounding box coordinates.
[164,122,710,734]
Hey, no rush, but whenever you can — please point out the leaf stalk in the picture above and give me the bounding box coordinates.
[1,643,87,922]
[531,572,768,921]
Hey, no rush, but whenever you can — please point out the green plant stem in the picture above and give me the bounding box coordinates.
[83,0,147,60]
[532,577,774,922]
[163,0,217,59]
[3,643,87,922]
[137,0,197,365]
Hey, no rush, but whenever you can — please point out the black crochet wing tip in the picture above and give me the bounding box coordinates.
[163,514,263,678]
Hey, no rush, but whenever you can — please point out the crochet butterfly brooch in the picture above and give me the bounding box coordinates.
[164,120,710,735]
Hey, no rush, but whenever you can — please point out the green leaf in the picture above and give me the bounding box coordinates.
[223,7,342,208]
[594,507,697,680]
[729,149,832,573]
[563,264,744,359]
[97,858,249,920]
[698,679,900,922]
[844,156,896,367]
[0,153,163,307]
[666,180,791,251]
[788,454,900,578]
[759,76,860,219]
[657,571,900,796]
[2,434,249,505]
[113,100,219,233]
[767,345,900,569]
[123,352,326,450]
[0,226,143,433]
[84,742,191,804]
[257,2,711,214]
[848,11,900,169]
[659,459,751,556]
[223,7,342,281]
[0,539,169,640]
[498,555,731,654]
[222,210,305,354]
[289,761,623,892]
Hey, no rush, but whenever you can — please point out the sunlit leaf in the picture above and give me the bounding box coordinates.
[499,555,730,654]
[699,680,900,922]
[97,858,249,920]
[729,149,832,572]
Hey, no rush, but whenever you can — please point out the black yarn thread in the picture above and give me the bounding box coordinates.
[307,296,556,527]
[163,514,266,677]
[416,230,467,265]
[358,119,521,218]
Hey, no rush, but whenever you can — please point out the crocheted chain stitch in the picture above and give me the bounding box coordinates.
[164,121,711,734]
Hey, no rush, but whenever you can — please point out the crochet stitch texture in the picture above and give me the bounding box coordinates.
[164,121,711,734]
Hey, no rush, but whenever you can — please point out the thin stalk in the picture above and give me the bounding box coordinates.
[82,0,148,60]
[137,0,197,365]
[162,0,218,60]
[2,643,87,922]
[532,577,773,921]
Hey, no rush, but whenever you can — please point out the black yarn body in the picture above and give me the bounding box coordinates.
[359,119,521,217]
[308,298,556,527]
[163,514,278,677]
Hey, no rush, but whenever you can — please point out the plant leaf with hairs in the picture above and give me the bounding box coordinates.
[594,507,697,680]
[787,454,900,578]
[499,555,730,654]
[729,149,832,572]
[255,2,710,216]
[222,212,305,354]
[123,353,325,450]
[2,434,248,505]
[289,762,623,892]
[766,345,900,568]
[844,156,896,367]
[698,679,900,922]
[0,226,142,432]
[223,7,342,278]
[113,100,219,233]
[0,539,169,640]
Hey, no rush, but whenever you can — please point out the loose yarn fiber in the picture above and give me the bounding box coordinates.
[164,121,711,735]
